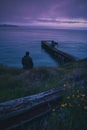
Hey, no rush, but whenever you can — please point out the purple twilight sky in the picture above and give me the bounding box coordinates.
[0,0,87,28]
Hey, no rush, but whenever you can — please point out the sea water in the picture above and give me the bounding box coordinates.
[0,26,87,68]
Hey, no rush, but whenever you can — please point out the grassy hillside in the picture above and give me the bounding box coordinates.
[0,58,87,129]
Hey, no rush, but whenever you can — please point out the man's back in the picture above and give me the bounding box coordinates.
[22,52,33,69]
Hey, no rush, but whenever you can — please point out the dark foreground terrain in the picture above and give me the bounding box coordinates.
[0,58,87,130]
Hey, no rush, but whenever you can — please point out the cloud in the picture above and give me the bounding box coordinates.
[62,0,87,19]
[35,18,87,24]
[0,0,87,27]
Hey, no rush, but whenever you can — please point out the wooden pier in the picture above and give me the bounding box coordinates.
[0,87,64,129]
[41,40,77,64]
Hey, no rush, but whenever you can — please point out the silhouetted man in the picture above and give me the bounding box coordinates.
[22,51,33,69]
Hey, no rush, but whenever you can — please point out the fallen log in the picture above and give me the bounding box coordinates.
[0,87,64,129]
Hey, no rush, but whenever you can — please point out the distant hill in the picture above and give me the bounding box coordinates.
[0,24,18,27]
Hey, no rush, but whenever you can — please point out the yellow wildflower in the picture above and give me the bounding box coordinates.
[61,104,65,107]
[77,90,80,93]
[52,109,56,112]
[67,96,70,99]
[81,94,85,97]
[84,106,87,110]
[64,103,67,106]
[72,94,75,98]
[64,84,67,90]
[64,83,66,87]
[61,103,67,108]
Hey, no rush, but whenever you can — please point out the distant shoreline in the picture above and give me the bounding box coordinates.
[0,24,87,31]
[0,24,18,27]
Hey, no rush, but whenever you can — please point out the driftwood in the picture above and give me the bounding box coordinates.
[0,87,64,129]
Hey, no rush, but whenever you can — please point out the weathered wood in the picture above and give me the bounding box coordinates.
[0,87,64,129]
[41,41,77,63]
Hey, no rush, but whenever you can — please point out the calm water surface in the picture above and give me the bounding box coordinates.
[0,27,87,68]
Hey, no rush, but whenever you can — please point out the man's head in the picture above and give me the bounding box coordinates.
[26,51,29,56]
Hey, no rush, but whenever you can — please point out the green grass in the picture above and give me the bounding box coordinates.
[0,65,67,102]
